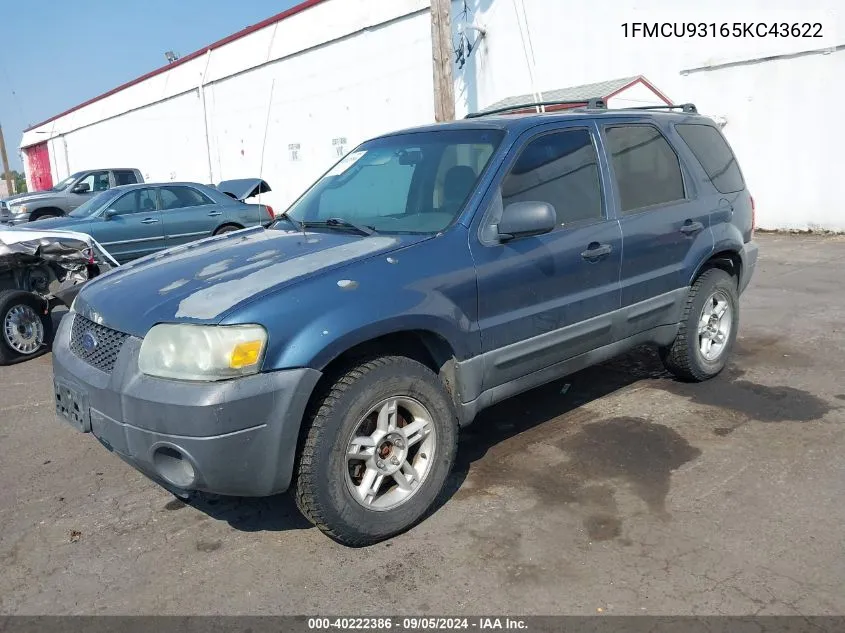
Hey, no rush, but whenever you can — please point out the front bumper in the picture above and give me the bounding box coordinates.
[0,215,29,226]
[739,240,759,294]
[52,313,321,497]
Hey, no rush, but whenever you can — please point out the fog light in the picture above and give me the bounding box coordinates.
[153,446,196,488]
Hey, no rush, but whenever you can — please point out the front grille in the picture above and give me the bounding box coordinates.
[69,314,129,373]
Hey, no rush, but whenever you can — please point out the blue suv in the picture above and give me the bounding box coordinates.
[52,102,758,545]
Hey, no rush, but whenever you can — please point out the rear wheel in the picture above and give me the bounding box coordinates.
[214,224,243,235]
[31,212,62,221]
[0,290,53,365]
[295,356,458,546]
[660,268,738,381]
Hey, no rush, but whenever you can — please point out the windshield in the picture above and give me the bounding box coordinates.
[68,189,118,217]
[51,172,85,192]
[284,129,505,234]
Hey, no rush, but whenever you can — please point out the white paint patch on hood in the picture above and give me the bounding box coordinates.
[197,259,234,278]
[175,236,398,320]
[159,279,189,294]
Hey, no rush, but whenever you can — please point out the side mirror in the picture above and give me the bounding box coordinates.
[496,201,556,242]
[72,182,90,194]
[103,209,117,220]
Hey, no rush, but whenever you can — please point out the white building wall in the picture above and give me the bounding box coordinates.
[20,0,845,229]
[61,91,207,184]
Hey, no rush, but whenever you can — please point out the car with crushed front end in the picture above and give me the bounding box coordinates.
[52,102,758,545]
[0,228,117,364]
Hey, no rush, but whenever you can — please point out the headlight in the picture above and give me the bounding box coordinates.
[9,204,27,215]
[138,324,267,381]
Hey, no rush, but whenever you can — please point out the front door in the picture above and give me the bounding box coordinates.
[68,170,110,210]
[598,122,714,334]
[469,124,622,390]
[89,187,164,262]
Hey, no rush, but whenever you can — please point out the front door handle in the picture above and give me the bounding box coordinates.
[140,217,159,224]
[581,242,613,261]
[207,211,223,217]
[680,220,704,235]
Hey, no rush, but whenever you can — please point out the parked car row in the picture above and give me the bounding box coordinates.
[1,168,145,223]
[0,175,274,361]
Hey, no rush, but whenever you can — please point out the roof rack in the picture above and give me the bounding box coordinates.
[621,103,698,114]
[465,98,607,119]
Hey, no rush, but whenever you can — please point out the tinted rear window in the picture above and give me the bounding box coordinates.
[114,170,139,185]
[676,124,744,193]
[605,125,685,213]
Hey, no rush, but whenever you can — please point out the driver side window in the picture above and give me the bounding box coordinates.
[501,128,603,227]
[108,189,157,216]
[77,171,110,193]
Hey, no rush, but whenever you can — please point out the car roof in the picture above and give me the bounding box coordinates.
[109,181,214,192]
[381,108,709,138]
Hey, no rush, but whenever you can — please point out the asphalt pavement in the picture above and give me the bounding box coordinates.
[1,233,843,615]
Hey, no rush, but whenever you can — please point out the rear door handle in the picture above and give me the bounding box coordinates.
[581,242,613,261]
[207,211,223,217]
[680,220,704,235]
[140,217,159,224]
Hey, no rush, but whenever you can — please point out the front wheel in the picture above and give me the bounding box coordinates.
[295,356,458,546]
[0,290,53,365]
[660,268,739,382]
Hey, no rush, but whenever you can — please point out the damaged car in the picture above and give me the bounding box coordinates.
[0,229,118,364]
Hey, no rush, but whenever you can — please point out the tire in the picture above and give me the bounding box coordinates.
[0,290,53,365]
[31,212,61,222]
[660,268,739,382]
[214,224,243,235]
[295,355,459,546]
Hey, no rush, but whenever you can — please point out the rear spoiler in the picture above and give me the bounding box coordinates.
[216,178,272,201]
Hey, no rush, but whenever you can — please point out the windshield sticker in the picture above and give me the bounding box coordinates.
[326,150,367,177]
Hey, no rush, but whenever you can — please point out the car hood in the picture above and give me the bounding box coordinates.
[3,190,62,206]
[12,216,91,231]
[76,227,426,337]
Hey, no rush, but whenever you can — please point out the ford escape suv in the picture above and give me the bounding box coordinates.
[52,102,757,546]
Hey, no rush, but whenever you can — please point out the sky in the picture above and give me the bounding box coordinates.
[0,0,301,172]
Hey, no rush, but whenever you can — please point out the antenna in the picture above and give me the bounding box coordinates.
[258,77,275,214]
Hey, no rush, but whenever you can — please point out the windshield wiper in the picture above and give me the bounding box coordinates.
[304,218,377,236]
[273,213,305,232]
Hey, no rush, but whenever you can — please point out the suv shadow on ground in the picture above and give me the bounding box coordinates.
[182,336,835,541]
[185,345,672,537]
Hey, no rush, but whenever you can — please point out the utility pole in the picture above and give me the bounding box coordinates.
[430,0,455,122]
[0,124,13,195]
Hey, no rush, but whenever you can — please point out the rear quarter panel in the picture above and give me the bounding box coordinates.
[225,203,266,228]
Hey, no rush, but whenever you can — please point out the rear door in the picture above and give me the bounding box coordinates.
[89,187,165,262]
[469,123,622,390]
[158,185,222,247]
[598,121,713,335]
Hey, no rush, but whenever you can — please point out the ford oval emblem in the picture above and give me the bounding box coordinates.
[81,331,99,353]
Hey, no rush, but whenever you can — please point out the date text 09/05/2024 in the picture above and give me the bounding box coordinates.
[621,22,823,38]
[307,618,528,630]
